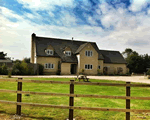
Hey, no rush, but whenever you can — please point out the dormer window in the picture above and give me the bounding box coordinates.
[65,51,71,56]
[46,49,53,55]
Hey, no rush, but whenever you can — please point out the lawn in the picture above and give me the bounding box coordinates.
[0,77,150,120]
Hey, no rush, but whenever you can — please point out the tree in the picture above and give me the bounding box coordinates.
[122,48,133,58]
[122,48,150,74]
[0,52,7,59]
[13,59,22,63]
[23,57,30,63]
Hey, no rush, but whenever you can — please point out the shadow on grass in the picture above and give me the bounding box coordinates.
[0,110,6,113]
[22,115,53,120]
[19,113,54,120]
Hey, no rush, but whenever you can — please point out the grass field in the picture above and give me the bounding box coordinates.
[0,77,150,120]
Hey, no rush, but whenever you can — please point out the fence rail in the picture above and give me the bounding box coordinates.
[0,78,150,120]
[1,100,150,113]
[1,89,150,100]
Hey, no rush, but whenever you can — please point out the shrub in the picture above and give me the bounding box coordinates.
[12,62,22,75]
[56,69,61,75]
[81,69,84,73]
[12,61,34,75]
[21,60,29,75]
[146,69,150,75]
[38,64,44,75]
[8,70,12,78]
[0,64,8,75]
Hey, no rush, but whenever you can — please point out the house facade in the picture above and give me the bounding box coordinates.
[31,33,127,75]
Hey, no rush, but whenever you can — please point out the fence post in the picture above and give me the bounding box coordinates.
[16,78,22,116]
[69,80,74,120]
[126,82,130,120]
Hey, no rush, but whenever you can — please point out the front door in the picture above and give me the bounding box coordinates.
[71,64,76,74]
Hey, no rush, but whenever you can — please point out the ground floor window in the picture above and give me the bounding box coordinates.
[45,63,54,69]
[98,65,101,69]
[85,64,93,69]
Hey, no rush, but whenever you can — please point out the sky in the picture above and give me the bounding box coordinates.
[0,0,150,60]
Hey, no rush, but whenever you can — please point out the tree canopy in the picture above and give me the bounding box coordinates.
[122,48,150,73]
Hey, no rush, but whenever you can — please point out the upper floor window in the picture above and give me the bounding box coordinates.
[85,51,92,57]
[98,65,101,69]
[65,51,71,56]
[45,63,54,69]
[46,49,53,55]
[85,64,93,69]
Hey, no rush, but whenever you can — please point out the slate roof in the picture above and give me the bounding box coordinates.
[34,35,126,64]
[99,50,127,64]
[35,36,103,63]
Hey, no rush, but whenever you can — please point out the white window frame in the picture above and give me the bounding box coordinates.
[85,50,93,57]
[98,65,101,69]
[65,51,71,56]
[46,49,53,55]
[45,63,54,69]
[85,64,93,70]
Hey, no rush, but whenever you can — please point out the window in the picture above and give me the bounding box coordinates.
[46,49,53,55]
[45,63,54,69]
[65,51,71,56]
[98,65,101,69]
[85,64,93,69]
[85,51,92,57]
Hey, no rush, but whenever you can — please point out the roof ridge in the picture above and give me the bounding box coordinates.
[36,36,96,43]
[99,49,120,52]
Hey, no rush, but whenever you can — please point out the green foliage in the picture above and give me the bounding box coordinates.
[12,60,34,75]
[146,69,150,75]
[0,52,7,58]
[38,64,44,75]
[122,48,150,74]
[23,57,30,63]
[0,64,8,75]
[8,70,12,78]
[12,62,22,75]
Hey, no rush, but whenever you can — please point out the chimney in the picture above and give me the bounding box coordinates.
[32,33,36,38]
[31,33,36,63]
[72,37,73,41]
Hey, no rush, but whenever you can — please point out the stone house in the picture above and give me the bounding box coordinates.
[31,33,127,75]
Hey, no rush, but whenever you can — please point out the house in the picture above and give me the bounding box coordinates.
[0,52,12,66]
[31,33,127,75]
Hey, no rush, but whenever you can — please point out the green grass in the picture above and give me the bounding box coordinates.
[0,77,150,119]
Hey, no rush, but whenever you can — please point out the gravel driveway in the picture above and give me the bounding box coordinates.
[10,75,150,84]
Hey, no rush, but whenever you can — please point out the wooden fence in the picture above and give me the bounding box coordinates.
[1,78,150,120]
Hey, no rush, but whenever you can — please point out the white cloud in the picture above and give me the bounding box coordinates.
[16,0,74,11]
[129,0,150,12]
[1,0,150,60]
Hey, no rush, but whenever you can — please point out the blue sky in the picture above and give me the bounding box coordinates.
[0,0,150,60]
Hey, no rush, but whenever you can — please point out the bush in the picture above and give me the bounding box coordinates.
[8,70,12,78]
[12,62,22,75]
[0,64,8,75]
[56,69,61,75]
[38,64,44,75]
[146,69,150,75]
[12,61,34,75]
